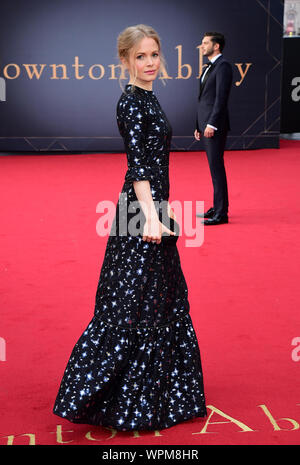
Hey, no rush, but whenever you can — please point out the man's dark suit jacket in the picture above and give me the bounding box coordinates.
[196,55,233,133]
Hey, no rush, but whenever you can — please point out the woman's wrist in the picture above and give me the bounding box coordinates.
[145,210,159,224]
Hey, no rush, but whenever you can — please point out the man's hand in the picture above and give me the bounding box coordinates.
[204,126,215,138]
[194,129,201,140]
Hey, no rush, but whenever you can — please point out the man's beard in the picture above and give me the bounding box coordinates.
[204,46,215,57]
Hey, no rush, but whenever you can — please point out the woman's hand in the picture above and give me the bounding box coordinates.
[142,214,175,244]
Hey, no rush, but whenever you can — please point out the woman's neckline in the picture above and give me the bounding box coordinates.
[125,84,153,94]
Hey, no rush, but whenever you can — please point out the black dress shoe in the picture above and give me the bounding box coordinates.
[196,207,215,218]
[202,214,228,225]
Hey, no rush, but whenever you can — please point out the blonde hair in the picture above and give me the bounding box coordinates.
[117,24,167,89]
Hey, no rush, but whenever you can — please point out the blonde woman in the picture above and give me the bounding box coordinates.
[53,24,207,431]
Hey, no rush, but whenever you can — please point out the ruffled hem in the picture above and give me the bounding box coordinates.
[53,408,207,432]
[53,312,207,431]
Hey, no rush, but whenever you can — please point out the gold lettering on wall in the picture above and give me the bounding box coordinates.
[192,405,255,434]
[50,64,69,80]
[22,64,47,79]
[175,45,192,79]
[3,64,21,79]
[0,52,253,85]
[108,64,126,80]
[258,405,300,431]
[88,64,105,80]
[235,63,252,86]
[159,66,173,80]
[72,56,85,79]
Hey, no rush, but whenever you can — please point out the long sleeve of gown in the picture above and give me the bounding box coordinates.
[117,94,154,183]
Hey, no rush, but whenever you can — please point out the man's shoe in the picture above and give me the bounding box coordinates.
[202,214,228,225]
[196,207,215,218]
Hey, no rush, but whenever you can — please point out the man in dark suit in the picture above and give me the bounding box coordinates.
[195,32,233,225]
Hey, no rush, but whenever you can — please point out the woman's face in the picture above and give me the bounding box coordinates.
[126,36,161,89]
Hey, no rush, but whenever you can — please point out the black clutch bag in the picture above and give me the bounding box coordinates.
[160,212,180,245]
[127,204,180,245]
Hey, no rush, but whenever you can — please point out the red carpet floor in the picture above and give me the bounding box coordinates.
[1,140,300,445]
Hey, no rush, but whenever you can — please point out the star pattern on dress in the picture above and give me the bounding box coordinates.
[53,84,206,431]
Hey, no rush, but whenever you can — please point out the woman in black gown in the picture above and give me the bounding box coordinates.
[53,24,207,431]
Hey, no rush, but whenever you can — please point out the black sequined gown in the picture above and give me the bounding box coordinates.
[53,84,207,431]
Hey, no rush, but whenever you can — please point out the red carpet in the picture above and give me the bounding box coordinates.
[1,140,300,445]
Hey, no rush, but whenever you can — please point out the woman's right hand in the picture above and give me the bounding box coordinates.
[142,215,175,245]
